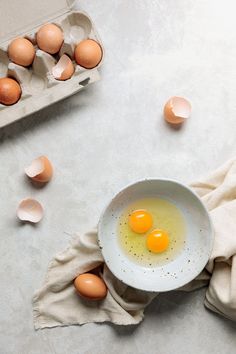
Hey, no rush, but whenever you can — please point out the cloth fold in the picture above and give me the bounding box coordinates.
[33,159,236,329]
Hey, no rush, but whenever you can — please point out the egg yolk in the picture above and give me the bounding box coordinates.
[146,229,169,253]
[129,209,153,234]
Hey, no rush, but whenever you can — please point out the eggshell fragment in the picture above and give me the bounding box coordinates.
[8,38,35,67]
[25,156,53,183]
[36,24,64,54]
[164,96,191,125]
[74,273,107,301]
[74,39,103,69]
[52,55,74,81]
[17,198,43,223]
[0,78,21,105]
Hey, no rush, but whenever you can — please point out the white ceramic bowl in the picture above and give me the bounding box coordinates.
[98,179,214,292]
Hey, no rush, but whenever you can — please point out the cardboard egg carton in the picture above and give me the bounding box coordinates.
[0,0,103,128]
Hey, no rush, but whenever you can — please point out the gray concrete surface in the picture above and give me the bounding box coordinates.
[1,0,236,353]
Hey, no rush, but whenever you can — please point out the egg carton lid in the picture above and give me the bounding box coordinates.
[0,0,75,44]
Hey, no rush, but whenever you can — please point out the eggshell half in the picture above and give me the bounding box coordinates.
[74,273,107,301]
[164,96,191,125]
[52,55,74,81]
[17,198,43,223]
[25,156,53,183]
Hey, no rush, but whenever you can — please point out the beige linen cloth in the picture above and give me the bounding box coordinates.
[33,159,236,329]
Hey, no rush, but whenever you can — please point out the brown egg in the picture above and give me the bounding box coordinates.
[0,78,21,105]
[52,55,74,81]
[25,156,53,183]
[74,39,103,69]
[74,273,107,301]
[164,96,191,125]
[36,23,64,54]
[8,38,35,66]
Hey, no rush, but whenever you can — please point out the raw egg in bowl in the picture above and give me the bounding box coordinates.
[98,179,214,292]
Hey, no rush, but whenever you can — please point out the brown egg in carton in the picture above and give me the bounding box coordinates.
[0,1,103,128]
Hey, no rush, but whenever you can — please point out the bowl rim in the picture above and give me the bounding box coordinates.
[98,178,214,292]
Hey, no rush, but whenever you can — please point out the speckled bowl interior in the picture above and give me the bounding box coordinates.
[98,179,214,292]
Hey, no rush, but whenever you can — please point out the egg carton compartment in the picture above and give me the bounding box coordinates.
[0,8,103,128]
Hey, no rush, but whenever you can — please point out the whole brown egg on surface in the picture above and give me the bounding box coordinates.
[8,38,35,66]
[74,39,103,69]
[74,273,107,301]
[0,78,21,105]
[36,23,64,54]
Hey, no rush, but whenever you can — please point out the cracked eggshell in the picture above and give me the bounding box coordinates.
[52,55,74,81]
[25,156,53,183]
[17,198,43,223]
[164,96,191,125]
